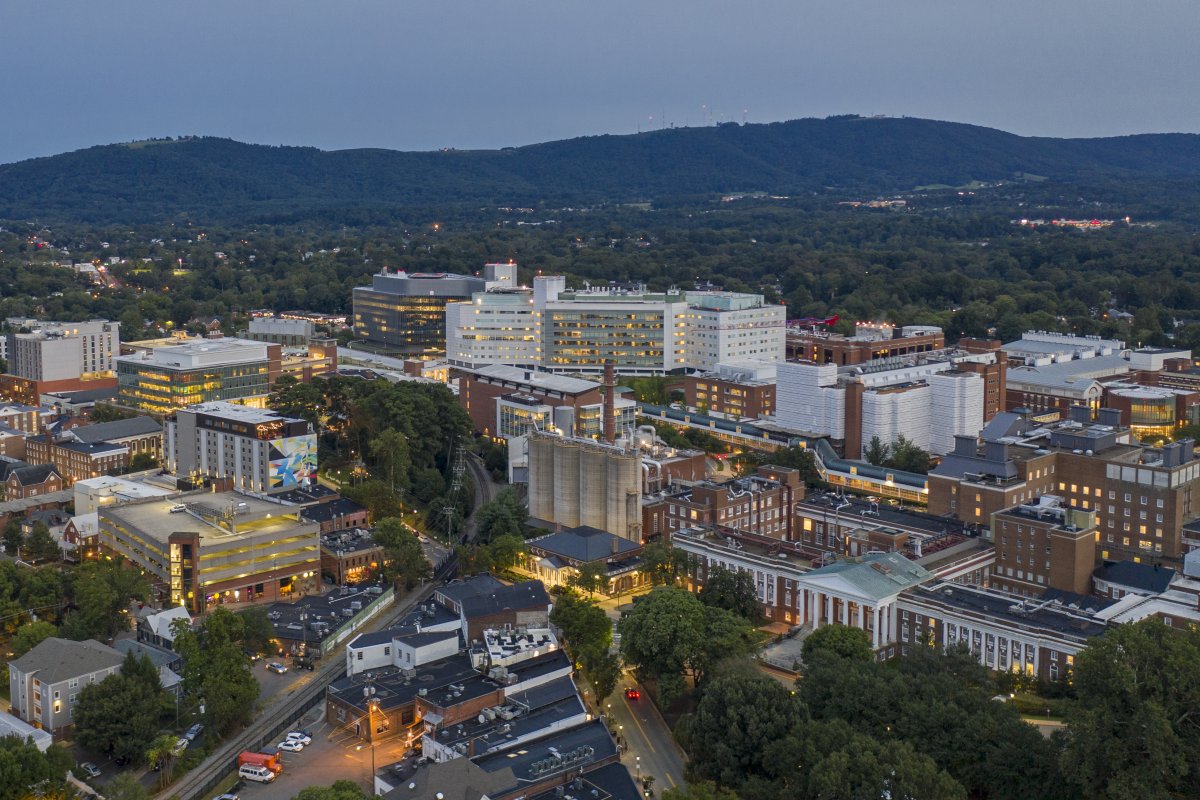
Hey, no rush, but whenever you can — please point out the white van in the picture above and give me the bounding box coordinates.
[238,765,275,783]
[169,504,187,514]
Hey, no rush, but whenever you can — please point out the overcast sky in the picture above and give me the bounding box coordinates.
[2,1,1197,164]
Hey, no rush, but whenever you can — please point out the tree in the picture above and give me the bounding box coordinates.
[103,772,150,800]
[888,435,932,474]
[698,566,760,622]
[145,733,179,789]
[1060,618,1200,799]
[549,591,612,662]
[582,648,622,705]
[293,780,368,800]
[371,517,431,590]
[23,523,60,564]
[620,588,707,704]
[864,435,891,466]
[640,539,677,586]
[0,737,72,800]
[73,654,163,765]
[10,620,57,658]
[568,561,608,598]
[369,428,411,493]
[127,452,159,471]
[473,533,526,574]
[3,520,22,557]
[801,624,874,664]
[61,560,149,641]
[662,783,742,800]
[171,609,260,737]
[679,666,804,787]
[342,479,403,521]
[237,606,276,654]
[474,489,528,544]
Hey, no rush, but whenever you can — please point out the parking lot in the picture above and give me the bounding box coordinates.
[223,704,415,800]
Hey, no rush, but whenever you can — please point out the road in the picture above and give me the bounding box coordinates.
[604,673,687,794]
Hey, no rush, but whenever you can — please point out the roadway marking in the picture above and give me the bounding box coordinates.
[622,696,656,754]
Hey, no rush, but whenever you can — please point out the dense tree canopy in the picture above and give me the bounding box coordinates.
[171,608,260,737]
[73,653,164,764]
[1060,618,1200,800]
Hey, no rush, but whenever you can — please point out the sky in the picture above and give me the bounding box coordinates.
[1,0,1197,164]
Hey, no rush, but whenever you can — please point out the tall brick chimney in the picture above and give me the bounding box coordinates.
[603,360,616,444]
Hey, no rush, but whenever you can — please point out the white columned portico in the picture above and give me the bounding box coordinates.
[872,606,881,648]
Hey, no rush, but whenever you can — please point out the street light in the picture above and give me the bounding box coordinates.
[636,755,641,780]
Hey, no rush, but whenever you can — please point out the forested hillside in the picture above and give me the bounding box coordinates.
[3,116,1200,223]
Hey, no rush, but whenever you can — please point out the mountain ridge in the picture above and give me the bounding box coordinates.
[3,116,1199,223]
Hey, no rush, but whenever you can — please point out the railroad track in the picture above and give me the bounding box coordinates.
[155,558,457,800]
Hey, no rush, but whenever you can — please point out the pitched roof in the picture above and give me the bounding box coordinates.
[141,606,191,640]
[529,526,640,564]
[9,637,124,684]
[803,552,933,602]
[67,416,162,443]
[437,574,506,605]
[9,464,60,486]
[460,581,550,619]
[112,638,179,669]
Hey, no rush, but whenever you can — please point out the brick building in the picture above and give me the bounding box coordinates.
[786,323,944,366]
[930,405,1200,569]
[680,362,777,419]
[4,464,64,501]
[990,497,1098,597]
[643,465,803,541]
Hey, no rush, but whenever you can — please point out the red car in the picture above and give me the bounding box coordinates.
[625,688,640,700]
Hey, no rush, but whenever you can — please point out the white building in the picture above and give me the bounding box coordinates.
[165,402,317,494]
[681,292,787,370]
[445,290,539,369]
[445,276,785,374]
[775,362,845,438]
[775,359,986,456]
[6,320,120,381]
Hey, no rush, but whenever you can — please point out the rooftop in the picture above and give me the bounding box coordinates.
[100,491,312,546]
[266,584,388,644]
[804,552,933,602]
[177,401,302,424]
[1093,560,1176,594]
[66,416,162,443]
[906,583,1109,640]
[1005,354,1132,389]
[305,498,369,526]
[9,637,125,684]
[319,524,379,554]
[464,364,600,396]
[460,581,551,620]
[526,526,641,564]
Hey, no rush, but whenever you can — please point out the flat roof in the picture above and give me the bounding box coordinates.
[101,491,311,545]
[328,653,480,714]
[177,401,302,424]
[464,364,600,395]
[266,585,386,644]
[906,583,1108,639]
[471,719,616,787]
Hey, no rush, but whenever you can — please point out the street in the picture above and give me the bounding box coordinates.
[604,672,687,794]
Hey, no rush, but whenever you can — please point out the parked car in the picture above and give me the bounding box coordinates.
[78,763,102,779]
[213,795,240,800]
[185,723,204,741]
[172,737,189,757]
[277,739,304,752]
[285,731,312,746]
[266,661,288,674]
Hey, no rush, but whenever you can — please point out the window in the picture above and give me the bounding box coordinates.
[356,652,363,661]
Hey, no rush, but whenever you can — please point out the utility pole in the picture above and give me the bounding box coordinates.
[440,444,467,545]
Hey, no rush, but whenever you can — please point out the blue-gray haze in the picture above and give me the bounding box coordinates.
[1,0,1197,164]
